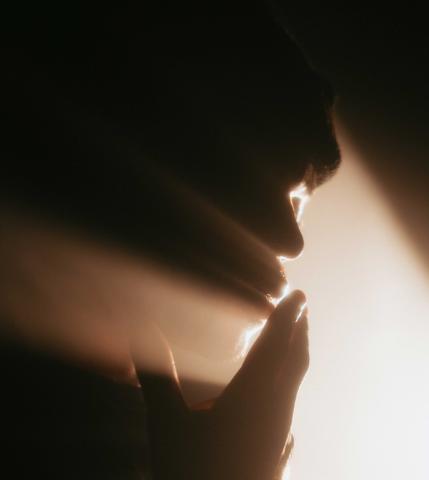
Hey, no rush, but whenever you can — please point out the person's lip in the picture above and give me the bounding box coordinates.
[220,259,286,314]
[254,256,289,306]
[267,279,290,306]
[266,266,289,305]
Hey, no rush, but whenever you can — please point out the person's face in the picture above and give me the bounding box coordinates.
[1,15,340,313]
[151,51,340,308]
[149,119,339,316]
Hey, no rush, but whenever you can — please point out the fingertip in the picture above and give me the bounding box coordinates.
[286,289,306,306]
[270,289,307,323]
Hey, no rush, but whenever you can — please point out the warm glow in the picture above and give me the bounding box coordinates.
[284,123,429,480]
[267,278,291,307]
[289,183,310,224]
[237,318,266,359]
[238,255,293,358]
[282,463,291,480]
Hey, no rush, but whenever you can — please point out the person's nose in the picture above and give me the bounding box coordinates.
[254,195,305,259]
[273,203,304,259]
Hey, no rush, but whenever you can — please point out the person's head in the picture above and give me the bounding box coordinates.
[1,2,340,309]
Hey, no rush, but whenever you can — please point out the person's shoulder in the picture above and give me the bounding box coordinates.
[0,338,150,479]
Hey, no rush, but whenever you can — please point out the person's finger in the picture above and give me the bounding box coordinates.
[246,290,306,370]
[210,291,306,472]
[271,314,310,438]
[282,314,310,389]
[218,290,306,408]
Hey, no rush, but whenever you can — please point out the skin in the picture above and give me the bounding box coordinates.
[135,291,309,480]
[126,47,339,475]
[1,7,341,479]
[1,104,323,480]
[126,35,339,477]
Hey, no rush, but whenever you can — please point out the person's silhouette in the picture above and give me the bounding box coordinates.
[0,2,340,479]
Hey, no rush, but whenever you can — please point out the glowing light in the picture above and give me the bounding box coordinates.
[240,255,296,357]
[296,301,307,322]
[267,281,291,307]
[284,124,429,480]
[266,255,291,306]
[289,183,310,224]
[282,463,291,480]
[236,319,267,359]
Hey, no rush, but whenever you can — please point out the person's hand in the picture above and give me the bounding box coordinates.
[134,290,309,480]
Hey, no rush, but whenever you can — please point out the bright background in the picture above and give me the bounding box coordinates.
[285,123,429,479]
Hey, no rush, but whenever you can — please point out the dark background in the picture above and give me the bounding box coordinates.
[283,6,429,272]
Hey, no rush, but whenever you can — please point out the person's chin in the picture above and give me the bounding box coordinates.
[217,256,287,314]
